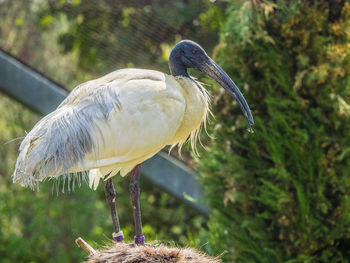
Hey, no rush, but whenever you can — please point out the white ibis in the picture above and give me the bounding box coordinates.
[13,40,254,244]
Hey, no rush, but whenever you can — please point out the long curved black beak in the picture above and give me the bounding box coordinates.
[200,57,254,132]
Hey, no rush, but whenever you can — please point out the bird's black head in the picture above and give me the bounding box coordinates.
[169,40,254,131]
[169,40,208,77]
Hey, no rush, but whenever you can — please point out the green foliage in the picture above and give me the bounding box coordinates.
[199,1,350,262]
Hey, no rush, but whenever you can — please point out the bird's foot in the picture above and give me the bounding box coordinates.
[134,235,145,245]
[112,231,124,242]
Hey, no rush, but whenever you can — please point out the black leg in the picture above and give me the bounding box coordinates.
[129,164,145,244]
[105,178,123,242]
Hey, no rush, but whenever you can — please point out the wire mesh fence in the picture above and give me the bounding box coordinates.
[0,0,221,88]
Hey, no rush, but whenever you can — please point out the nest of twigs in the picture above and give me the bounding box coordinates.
[82,242,220,263]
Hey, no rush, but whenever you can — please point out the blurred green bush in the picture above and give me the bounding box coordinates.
[199,1,350,262]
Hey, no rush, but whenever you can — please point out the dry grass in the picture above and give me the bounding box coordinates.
[84,242,220,263]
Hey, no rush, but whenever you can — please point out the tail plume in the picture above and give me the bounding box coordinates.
[12,106,96,190]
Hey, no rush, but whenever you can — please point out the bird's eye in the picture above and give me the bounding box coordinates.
[192,49,198,54]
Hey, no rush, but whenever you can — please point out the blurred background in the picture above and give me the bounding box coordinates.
[1,0,350,262]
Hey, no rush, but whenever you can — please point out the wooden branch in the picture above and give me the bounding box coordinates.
[75,237,97,255]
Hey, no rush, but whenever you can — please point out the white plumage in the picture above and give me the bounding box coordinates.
[13,68,210,190]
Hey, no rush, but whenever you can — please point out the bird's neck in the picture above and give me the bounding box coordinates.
[168,50,189,78]
[169,76,210,147]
